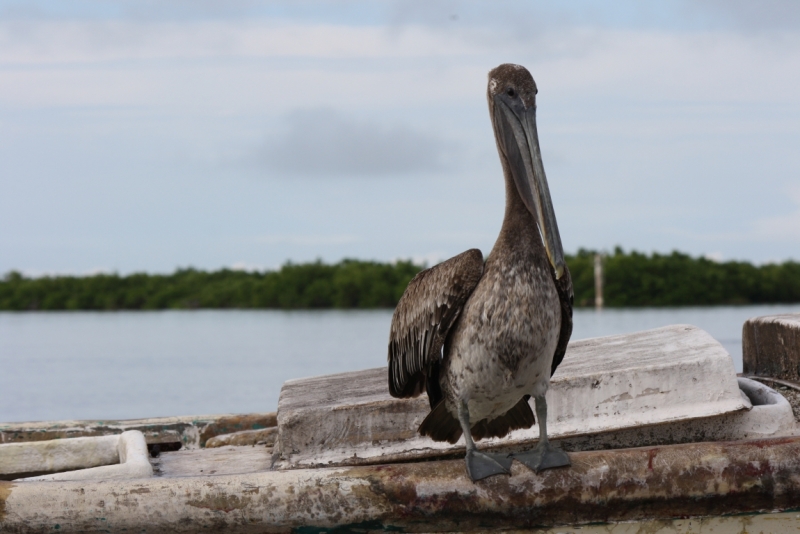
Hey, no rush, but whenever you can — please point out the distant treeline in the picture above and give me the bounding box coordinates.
[569,248,800,307]
[1,249,799,310]
[0,261,421,311]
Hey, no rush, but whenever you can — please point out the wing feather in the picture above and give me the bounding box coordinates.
[550,265,574,377]
[388,249,484,398]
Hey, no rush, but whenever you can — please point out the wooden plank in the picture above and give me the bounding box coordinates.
[206,428,277,448]
[0,413,277,449]
[151,446,273,478]
[743,313,800,382]
[0,435,119,480]
[275,325,754,468]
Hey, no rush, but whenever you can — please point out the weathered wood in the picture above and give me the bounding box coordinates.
[0,412,277,449]
[276,326,758,468]
[4,437,800,533]
[151,446,273,478]
[197,413,277,447]
[0,435,119,480]
[743,313,800,382]
[206,428,277,448]
[17,431,152,482]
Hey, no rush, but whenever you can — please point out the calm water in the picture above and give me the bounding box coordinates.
[2,305,800,423]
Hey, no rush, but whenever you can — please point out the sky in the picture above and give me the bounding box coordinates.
[1,1,799,275]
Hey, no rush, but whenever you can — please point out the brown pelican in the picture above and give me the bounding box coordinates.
[388,64,573,482]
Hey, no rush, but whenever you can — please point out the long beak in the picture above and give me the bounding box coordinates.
[494,95,566,279]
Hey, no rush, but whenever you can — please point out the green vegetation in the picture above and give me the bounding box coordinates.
[1,250,799,310]
[568,248,800,307]
[0,260,421,311]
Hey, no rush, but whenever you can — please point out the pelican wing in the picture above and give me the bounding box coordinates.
[388,249,484,399]
[550,265,574,377]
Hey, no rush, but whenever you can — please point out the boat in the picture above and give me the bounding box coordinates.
[1,312,800,533]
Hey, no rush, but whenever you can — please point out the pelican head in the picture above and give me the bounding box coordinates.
[487,63,566,279]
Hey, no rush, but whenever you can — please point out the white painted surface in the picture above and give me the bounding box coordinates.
[0,434,119,477]
[277,326,763,467]
[13,431,152,482]
[735,377,797,438]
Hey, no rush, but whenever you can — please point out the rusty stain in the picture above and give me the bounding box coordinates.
[0,481,13,521]
[128,488,150,495]
[4,437,800,532]
[647,449,657,470]
[744,436,797,449]
[186,493,252,513]
[335,437,800,531]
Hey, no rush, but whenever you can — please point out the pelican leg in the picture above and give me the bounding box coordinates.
[512,394,570,472]
[458,400,512,481]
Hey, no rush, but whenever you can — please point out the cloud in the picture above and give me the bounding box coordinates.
[750,187,800,240]
[676,187,800,246]
[229,261,272,272]
[690,0,800,31]
[0,19,478,66]
[703,252,724,262]
[260,108,451,176]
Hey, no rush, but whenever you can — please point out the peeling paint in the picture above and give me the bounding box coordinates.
[276,327,771,470]
[4,437,800,532]
[187,493,253,513]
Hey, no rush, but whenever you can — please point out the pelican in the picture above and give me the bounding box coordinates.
[388,64,573,482]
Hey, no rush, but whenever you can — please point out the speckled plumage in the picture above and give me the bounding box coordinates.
[387,64,573,446]
[442,202,561,425]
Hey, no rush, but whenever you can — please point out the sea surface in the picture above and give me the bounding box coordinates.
[2,304,800,424]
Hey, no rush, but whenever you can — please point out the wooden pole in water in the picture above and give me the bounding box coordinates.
[594,253,604,309]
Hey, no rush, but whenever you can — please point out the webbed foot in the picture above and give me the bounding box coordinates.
[512,442,570,473]
[465,450,512,481]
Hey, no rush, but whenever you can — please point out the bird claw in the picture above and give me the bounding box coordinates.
[465,450,512,481]
[512,442,570,473]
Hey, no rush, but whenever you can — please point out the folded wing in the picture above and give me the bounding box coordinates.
[388,249,484,403]
[550,265,574,377]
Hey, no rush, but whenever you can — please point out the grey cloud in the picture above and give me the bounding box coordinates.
[388,1,800,36]
[688,0,800,31]
[261,109,452,177]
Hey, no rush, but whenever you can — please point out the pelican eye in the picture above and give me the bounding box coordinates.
[506,87,516,97]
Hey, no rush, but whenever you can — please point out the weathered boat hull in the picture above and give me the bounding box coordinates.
[3,315,800,532]
[3,437,800,533]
